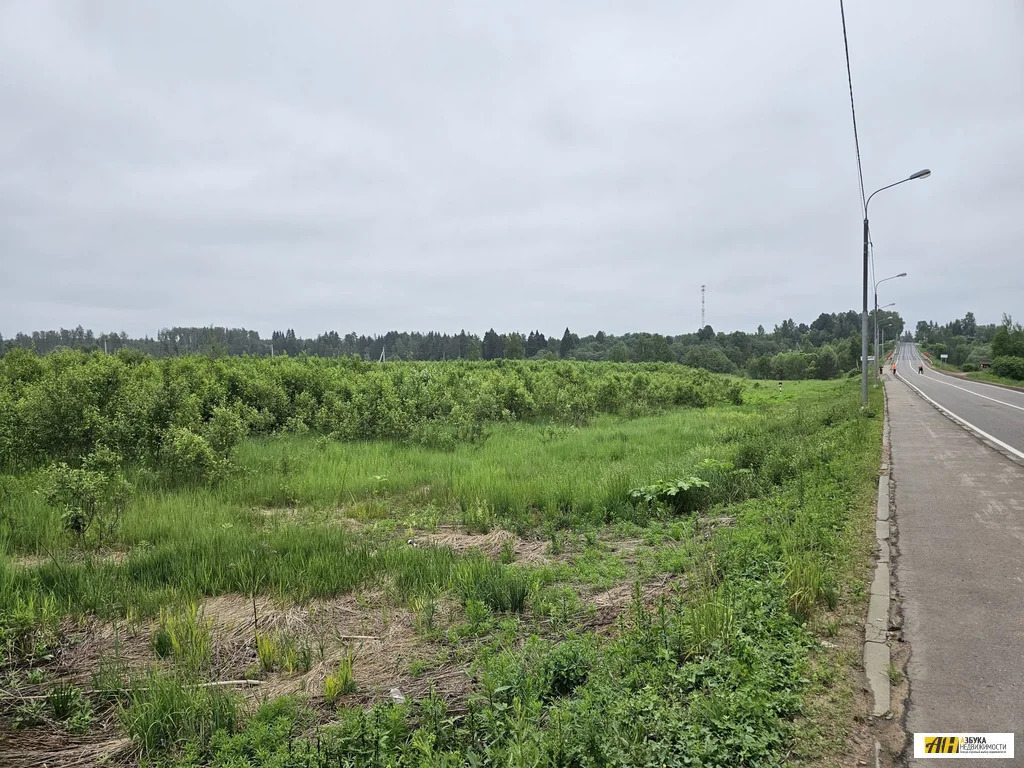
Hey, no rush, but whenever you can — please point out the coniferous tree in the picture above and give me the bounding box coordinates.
[525,331,547,357]
[482,329,503,360]
[559,328,577,358]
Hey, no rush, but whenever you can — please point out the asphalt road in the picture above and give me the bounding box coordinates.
[886,345,1024,764]
[891,342,1024,460]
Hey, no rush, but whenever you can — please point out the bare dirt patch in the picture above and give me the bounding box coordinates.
[9,550,128,570]
[198,593,473,711]
[8,554,50,569]
[256,506,366,532]
[9,591,472,716]
[696,515,736,540]
[585,573,683,628]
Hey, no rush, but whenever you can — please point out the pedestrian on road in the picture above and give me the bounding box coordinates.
[918,364,923,374]
[892,364,897,376]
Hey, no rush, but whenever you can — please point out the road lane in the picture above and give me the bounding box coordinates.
[893,342,1024,459]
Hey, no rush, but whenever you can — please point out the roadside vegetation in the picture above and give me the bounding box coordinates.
[0,351,881,767]
[917,312,1024,383]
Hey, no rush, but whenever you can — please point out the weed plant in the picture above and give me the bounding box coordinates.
[324,649,357,702]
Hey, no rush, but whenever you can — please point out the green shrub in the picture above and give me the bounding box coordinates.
[540,634,597,699]
[992,356,1024,381]
[159,427,222,484]
[628,476,710,515]
[38,457,132,543]
[203,406,247,458]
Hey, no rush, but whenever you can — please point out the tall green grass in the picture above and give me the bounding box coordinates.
[223,405,764,523]
[0,381,859,627]
[118,670,238,757]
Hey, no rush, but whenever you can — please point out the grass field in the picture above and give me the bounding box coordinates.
[954,369,1023,389]
[0,373,882,767]
[926,359,1024,389]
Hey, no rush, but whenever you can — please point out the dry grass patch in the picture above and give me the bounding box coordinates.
[410,528,551,564]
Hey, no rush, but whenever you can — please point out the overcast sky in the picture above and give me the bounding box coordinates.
[2,1,1022,339]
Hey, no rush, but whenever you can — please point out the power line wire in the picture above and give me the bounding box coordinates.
[839,0,867,215]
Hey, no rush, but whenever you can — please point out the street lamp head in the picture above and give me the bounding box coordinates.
[897,272,907,277]
[909,169,931,180]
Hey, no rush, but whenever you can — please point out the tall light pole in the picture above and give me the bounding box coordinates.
[861,169,931,405]
[874,273,906,369]
[875,303,895,370]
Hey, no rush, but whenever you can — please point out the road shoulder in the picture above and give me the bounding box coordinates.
[885,376,1024,765]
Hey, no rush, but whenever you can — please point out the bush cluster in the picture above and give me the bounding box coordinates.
[0,349,742,474]
[991,355,1024,381]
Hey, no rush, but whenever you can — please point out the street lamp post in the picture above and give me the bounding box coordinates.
[873,274,905,369]
[875,304,895,370]
[861,170,930,405]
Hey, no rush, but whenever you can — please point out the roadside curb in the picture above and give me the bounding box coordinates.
[866,388,893,766]
[865,436,892,718]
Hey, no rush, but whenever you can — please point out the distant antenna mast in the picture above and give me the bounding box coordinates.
[701,285,706,327]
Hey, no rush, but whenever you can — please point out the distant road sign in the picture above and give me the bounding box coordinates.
[940,354,949,359]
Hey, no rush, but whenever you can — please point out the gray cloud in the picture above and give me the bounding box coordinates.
[2,0,1022,338]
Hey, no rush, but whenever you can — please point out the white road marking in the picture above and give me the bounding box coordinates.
[899,374,1024,461]
[902,344,1024,411]
[912,371,1024,412]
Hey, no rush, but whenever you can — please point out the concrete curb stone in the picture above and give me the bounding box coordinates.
[864,400,893,725]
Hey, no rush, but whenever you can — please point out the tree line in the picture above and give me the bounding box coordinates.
[0,308,905,380]
[916,312,1024,379]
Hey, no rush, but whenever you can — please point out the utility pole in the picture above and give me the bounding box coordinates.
[860,170,931,405]
[701,285,706,328]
